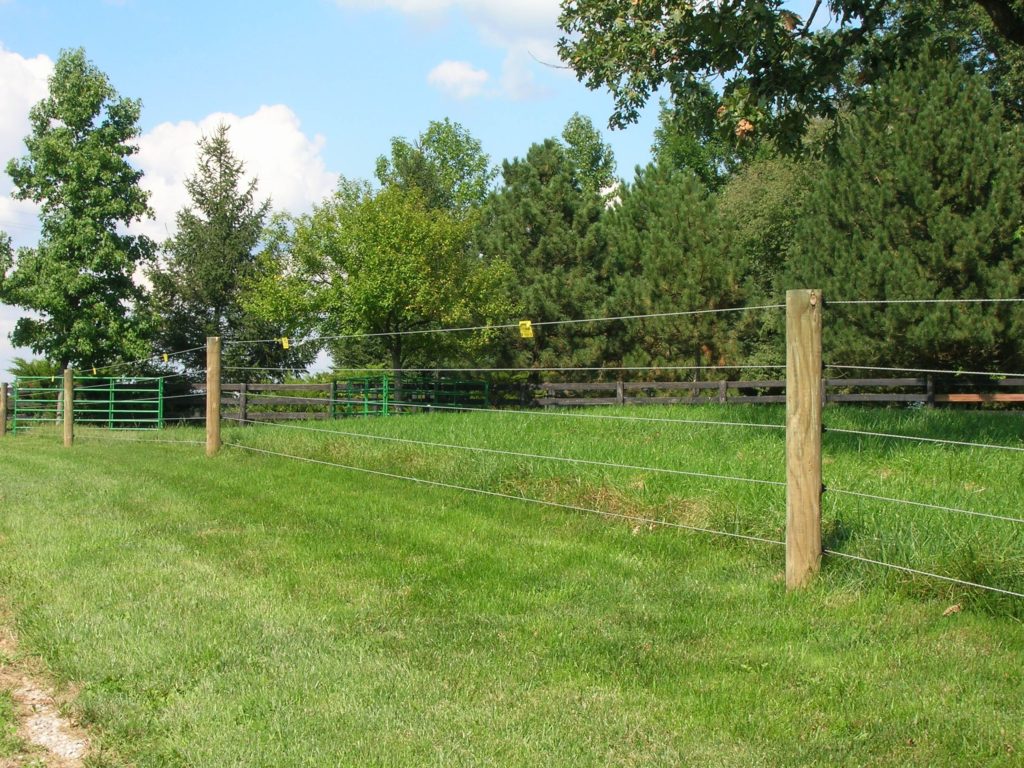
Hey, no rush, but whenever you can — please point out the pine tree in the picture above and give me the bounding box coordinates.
[476,139,607,373]
[786,56,1024,373]
[149,125,315,377]
[601,163,742,376]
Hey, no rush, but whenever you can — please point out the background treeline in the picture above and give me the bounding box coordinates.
[2,10,1023,384]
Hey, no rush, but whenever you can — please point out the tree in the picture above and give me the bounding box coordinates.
[247,181,516,383]
[149,125,315,377]
[786,56,1024,372]
[0,48,154,369]
[476,139,608,373]
[600,163,743,375]
[375,118,496,214]
[560,113,617,196]
[558,1,1024,150]
[651,82,757,191]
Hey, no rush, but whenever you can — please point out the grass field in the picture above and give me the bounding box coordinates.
[0,405,1022,766]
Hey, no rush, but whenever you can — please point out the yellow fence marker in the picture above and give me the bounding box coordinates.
[518,320,534,339]
[281,337,290,350]
[162,353,169,363]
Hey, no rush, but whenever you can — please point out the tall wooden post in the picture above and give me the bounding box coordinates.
[206,336,221,457]
[0,383,8,437]
[63,368,74,447]
[786,289,823,589]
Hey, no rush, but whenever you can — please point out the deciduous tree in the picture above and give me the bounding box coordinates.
[0,48,154,369]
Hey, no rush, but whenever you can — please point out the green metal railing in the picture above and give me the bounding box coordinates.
[11,376,164,434]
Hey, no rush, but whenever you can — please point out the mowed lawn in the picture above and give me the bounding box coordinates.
[0,406,1022,767]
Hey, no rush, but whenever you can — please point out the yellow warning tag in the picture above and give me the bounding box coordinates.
[162,353,169,363]
[518,320,534,339]
[281,337,290,350]
[92,366,97,376]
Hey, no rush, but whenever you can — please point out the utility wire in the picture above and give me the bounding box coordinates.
[826,426,1024,454]
[823,549,1024,599]
[235,417,787,488]
[827,486,1024,525]
[222,303,786,348]
[224,441,786,547]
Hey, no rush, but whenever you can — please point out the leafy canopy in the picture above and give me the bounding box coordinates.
[558,1,1024,149]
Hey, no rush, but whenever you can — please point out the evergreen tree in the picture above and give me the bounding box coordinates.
[0,48,154,369]
[786,56,1024,372]
[601,163,742,376]
[476,139,607,373]
[149,124,315,377]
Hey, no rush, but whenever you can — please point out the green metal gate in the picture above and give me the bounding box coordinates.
[11,376,165,434]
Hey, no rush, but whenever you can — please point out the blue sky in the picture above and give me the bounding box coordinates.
[0,0,819,373]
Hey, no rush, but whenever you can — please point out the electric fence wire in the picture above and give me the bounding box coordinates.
[232,391,787,430]
[220,364,788,374]
[822,549,1024,599]
[85,345,208,377]
[828,364,1024,379]
[826,486,1024,525]
[221,303,787,348]
[829,297,1024,306]
[223,441,786,548]
[825,426,1024,454]
[232,417,787,488]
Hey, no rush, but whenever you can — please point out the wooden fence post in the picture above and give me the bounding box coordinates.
[616,380,625,405]
[0,383,7,437]
[206,336,221,457]
[63,368,74,448]
[785,289,823,590]
[239,382,248,426]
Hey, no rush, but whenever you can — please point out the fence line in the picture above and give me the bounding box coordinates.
[4,293,1022,604]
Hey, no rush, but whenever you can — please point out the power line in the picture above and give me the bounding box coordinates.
[823,549,1024,599]
[234,417,788,488]
[224,441,786,548]
[827,486,1024,525]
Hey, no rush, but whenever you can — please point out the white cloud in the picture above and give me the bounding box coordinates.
[427,60,490,100]
[134,105,338,242]
[0,45,52,249]
[336,0,562,100]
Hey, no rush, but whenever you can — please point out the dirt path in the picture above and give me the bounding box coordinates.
[0,619,91,768]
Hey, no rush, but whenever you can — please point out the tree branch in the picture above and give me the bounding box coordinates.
[974,0,1024,46]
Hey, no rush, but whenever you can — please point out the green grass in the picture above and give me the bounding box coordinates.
[0,689,24,758]
[0,405,1022,766]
